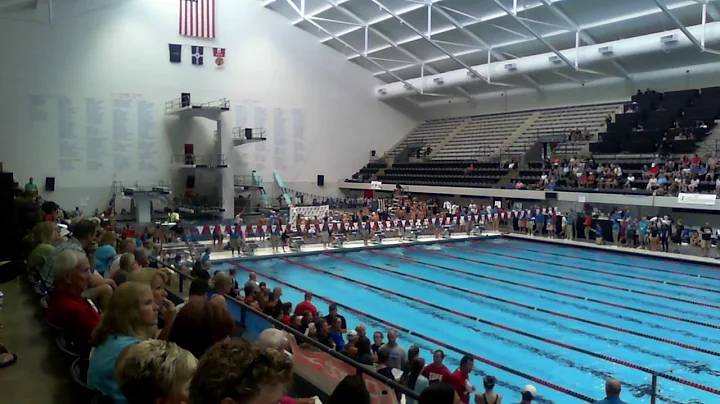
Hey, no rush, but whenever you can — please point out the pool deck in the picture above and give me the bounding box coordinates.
[505,233,720,268]
[204,231,501,262]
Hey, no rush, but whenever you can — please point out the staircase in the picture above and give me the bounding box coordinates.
[695,120,720,155]
[273,171,293,206]
[429,118,471,158]
[251,172,270,207]
[370,168,386,182]
[497,167,519,188]
[497,112,541,156]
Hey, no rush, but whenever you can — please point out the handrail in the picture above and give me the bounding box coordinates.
[152,257,420,401]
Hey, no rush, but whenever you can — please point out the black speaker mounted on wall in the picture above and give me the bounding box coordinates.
[45,177,55,191]
[186,175,195,189]
[181,92,191,108]
[317,175,324,187]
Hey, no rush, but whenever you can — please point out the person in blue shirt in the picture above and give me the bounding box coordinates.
[611,219,621,246]
[534,213,544,236]
[592,223,604,245]
[565,211,575,240]
[200,247,211,267]
[595,379,629,404]
[625,218,637,248]
[638,218,649,249]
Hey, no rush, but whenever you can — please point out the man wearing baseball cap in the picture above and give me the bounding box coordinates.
[519,385,536,403]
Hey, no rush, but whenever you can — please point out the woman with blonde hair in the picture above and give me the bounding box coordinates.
[115,339,197,404]
[128,268,176,338]
[28,221,62,270]
[95,231,117,276]
[88,282,159,403]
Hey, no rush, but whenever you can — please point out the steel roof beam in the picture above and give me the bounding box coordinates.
[537,0,631,79]
[433,5,542,90]
[367,0,500,87]
[652,0,720,55]
[282,0,425,95]
[321,0,473,100]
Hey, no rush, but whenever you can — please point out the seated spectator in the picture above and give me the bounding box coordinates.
[106,238,138,280]
[133,248,150,267]
[313,318,335,349]
[128,268,175,338]
[646,176,658,191]
[244,271,260,291]
[407,357,430,404]
[329,317,345,351]
[264,286,284,318]
[95,231,117,276]
[419,382,461,404]
[190,258,211,280]
[111,253,136,287]
[464,164,475,175]
[115,340,197,404]
[46,250,102,353]
[88,282,159,403]
[624,174,636,189]
[28,221,63,271]
[176,278,210,311]
[188,339,293,404]
[227,267,241,298]
[324,303,347,333]
[167,300,235,358]
[42,219,115,310]
[595,379,627,404]
[207,272,233,311]
[329,373,371,404]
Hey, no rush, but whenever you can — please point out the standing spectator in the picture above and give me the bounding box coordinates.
[354,336,375,366]
[423,349,452,385]
[649,221,659,251]
[699,222,713,257]
[626,218,637,249]
[355,324,367,340]
[371,331,384,356]
[324,303,347,333]
[329,317,345,351]
[329,374,371,404]
[227,267,240,298]
[659,221,671,252]
[638,217,649,249]
[419,383,461,404]
[201,247,211,267]
[584,214,592,240]
[595,379,627,404]
[24,177,38,193]
[294,292,318,317]
[519,385,537,404]
[407,357,430,404]
[190,259,211,280]
[611,218,620,247]
[380,330,407,370]
[477,375,502,404]
[375,347,395,380]
[188,339,293,404]
[244,272,259,291]
[443,355,475,404]
[564,212,574,241]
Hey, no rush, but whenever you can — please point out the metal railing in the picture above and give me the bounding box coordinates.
[164,97,230,113]
[171,154,227,166]
[232,127,266,140]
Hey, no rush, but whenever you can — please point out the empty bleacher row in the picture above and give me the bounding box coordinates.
[507,103,622,156]
[433,111,532,160]
[384,117,466,158]
[377,161,507,188]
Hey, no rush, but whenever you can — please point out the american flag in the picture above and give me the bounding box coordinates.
[179,0,215,39]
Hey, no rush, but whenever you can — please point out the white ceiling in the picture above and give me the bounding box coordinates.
[262,0,720,103]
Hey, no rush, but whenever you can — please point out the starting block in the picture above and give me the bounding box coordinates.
[245,242,258,256]
[442,225,454,239]
[290,236,305,252]
[470,224,484,236]
[371,231,386,245]
[408,228,420,241]
[331,235,346,248]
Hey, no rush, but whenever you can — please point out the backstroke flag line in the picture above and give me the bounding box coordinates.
[180,0,215,39]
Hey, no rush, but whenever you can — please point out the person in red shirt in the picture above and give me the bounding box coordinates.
[422,349,452,385]
[46,250,102,354]
[293,292,318,317]
[443,355,475,404]
[691,153,702,166]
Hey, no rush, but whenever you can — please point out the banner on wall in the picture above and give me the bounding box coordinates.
[370,181,382,190]
[678,193,717,206]
[290,205,330,223]
[191,46,204,65]
[169,44,182,63]
[213,47,225,67]
[289,338,398,404]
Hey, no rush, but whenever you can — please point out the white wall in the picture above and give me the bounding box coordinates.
[0,0,418,216]
[420,62,720,120]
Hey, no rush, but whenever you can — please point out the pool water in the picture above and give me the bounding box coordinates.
[215,238,720,404]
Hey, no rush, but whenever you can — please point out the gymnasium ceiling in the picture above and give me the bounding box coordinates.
[261,0,720,104]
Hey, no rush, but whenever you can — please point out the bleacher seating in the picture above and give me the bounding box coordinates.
[385,117,466,158]
[507,103,622,156]
[377,161,507,188]
[351,161,387,181]
[433,112,532,160]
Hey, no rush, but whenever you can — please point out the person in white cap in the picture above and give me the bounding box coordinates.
[519,385,536,403]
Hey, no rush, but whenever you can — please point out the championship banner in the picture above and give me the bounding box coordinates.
[261,225,268,233]
[196,226,204,234]
[290,205,330,224]
[289,338,398,404]
[678,193,717,206]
